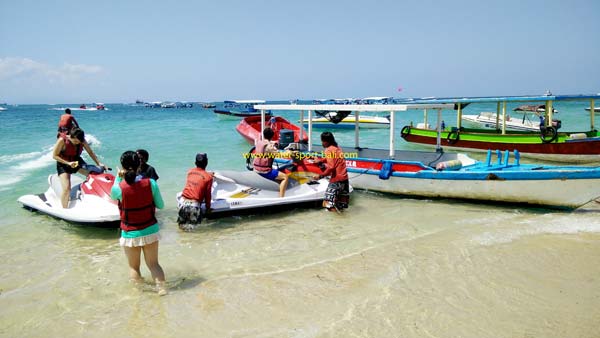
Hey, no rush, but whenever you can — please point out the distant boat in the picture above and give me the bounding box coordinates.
[358,96,394,104]
[236,115,308,147]
[214,100,271,118]
[461,105,558,132]
[202,103,216,108]
[399,94,600,163]
[585,107,600,112]
[49,104,108,111]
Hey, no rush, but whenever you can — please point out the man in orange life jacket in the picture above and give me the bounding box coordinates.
[52,127,106,208]
[57,108,79,137]
[317,131,350,211]
[177,153,213,230]
[253,127,290,197]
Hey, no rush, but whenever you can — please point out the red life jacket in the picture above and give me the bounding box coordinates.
[181,167,212,202]
[118,178,157,231]
[253,140,273,173]
[59,134,82,161]
[58,114,76,132]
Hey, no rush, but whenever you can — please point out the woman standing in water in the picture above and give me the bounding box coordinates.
[111,150,167,296]
[52,127,106,208]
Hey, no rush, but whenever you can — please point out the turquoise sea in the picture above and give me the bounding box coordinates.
[1,102,599,337]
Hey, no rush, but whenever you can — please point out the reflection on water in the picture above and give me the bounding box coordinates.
[1,193,600,337]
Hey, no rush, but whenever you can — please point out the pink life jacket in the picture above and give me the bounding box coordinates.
[253,140,273,174]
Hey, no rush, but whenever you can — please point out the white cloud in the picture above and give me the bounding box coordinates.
[0,57,103,83]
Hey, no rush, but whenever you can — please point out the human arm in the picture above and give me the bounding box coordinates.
[81,141,106,170]
[204,177,213,210]
[110,176,123,201]
[150,179,164,209]
[319,153,335,177]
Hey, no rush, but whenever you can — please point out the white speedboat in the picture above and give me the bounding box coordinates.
[177,170,334,220]
[18,169,120,226]
[461,111,540,132]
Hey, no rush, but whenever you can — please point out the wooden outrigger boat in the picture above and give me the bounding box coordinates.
[399,94,600,163]
[250,102,600,209]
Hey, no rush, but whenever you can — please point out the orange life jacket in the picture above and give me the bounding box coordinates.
[181,167,212,202]
[58,114,77,132]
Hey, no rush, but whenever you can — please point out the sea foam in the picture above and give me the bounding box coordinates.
[472,213,600,246]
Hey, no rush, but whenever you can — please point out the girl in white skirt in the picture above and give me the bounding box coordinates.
[111,151,167,295]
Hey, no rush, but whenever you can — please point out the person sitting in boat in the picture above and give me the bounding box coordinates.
[177,153,213,230]
[80,104,86,109]
[316,131,350,211]
[52,127,107,208]
[57,108,79,137]
[136,149,159,181]
[253,127,290,198]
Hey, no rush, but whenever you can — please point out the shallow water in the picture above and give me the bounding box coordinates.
[1,103,599,337]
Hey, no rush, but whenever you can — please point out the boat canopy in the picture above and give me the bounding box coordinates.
[255,103,453,157]
[406,94,600,106]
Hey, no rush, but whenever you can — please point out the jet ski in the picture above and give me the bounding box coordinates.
[17,166,120,227]
[177,169,333,220]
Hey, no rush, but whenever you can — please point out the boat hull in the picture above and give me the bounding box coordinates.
[18,174,120,226]
[348,168,600,209]
[236,116,308,145]
[401,127,600,163]
[279,148,600,209]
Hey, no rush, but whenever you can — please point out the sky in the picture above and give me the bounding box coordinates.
[1,0,599,104]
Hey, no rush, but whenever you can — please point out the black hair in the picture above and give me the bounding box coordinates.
[120,151,141,184]
[195,153,208,169]
[320,131,338,147]
[263,127,274,140]
[65,108,71,114]
[70,128,85,142]
[136,149,149,162]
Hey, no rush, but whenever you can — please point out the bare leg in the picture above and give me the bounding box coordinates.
[123,246,143,281]
[276,172,289,198]
[142,241,167,295]
[58,173,71,208]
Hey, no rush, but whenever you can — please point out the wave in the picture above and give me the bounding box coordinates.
[86,134,101,147]
[0,151,45,164]
[471,213,600,246]
[0,133,101,188]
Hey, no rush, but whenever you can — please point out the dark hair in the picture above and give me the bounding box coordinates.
[195,153,208,169]
[70,128,85,142]
[320,131,338,147]
[120,151,141,184]
[65,108,71,114]
[263,127,274,140]
[136,149,149,162]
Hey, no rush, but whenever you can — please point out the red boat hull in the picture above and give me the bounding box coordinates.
[236,116,309,145]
